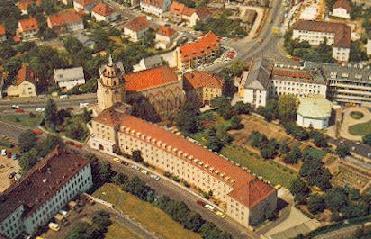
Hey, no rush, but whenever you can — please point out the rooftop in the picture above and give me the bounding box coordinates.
[297,97,332,119]
[125,16,149,32]
[92,2,113,17]
[333,0,351,11]
[157,25,176,37]
[0,24,5,36]
[125,66,178,91]
[16,64,37,86]
[272,66,326,84]
[18,17,38,32]
[47,10,82,28]
[293,20,351,48]
[179,32,220,62]
[242,57,272,90]
[0,147,90,222]
[141,0,164,8]
[94,109,275,208]
[54,67,84,82]
[74,0,96,7]
[183,71,223,90]
[18,0,42,11]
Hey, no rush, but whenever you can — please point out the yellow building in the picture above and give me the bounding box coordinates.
[7,64,37,98]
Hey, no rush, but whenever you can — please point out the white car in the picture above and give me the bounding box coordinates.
[60,95,69,99]
[141,169,148,175]
[35,107,45,112]
[11,105,19,109]
[113,157,120,163]
[205,204,215,211]
[150,174,161,181]
[80,103,89,108]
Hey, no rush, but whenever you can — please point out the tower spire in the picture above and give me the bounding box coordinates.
[108,54,113,67]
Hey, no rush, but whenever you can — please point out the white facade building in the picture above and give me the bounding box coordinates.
[54,67,85,90]
[73,0,96,14]
[140,0,171,17]
[332,0,351,19]
[292,20,351,62]
[297,97,332,129]
[91,3,120,22]
[123,16,149,42]
[0,148,92,239]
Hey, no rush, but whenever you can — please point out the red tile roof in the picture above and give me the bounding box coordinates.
[124,66,178,91]
[0,24,5,36]
[183,71,223,90]
[94,110,275,208]
[0,147,90,222]
[272,68,312,80]
[47,10,82,28]
[333,0,351,12]
[125,16,149,32]
[18,17,38,32]
[179,32,220,62]
[16,64,37,85]
[293,20,351,48]
[141,0,164,8]
[169,1,196,17]
[18,0,42,11]
[157,25,176,37]
[92,2,113,17]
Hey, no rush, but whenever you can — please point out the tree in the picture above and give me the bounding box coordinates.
[284,145,302,164]
[349,41,368,63]
[45,98,58,130]
[307,194,325,214]
[99,162,113,183]
[18,129,37,152]
[19,148,38,172]
[249,131,268,149]
[312,131,328,148]
[113,172,128,186]
[233,101,251,115]
[278,95,298,122]
[132,150,144,163]
[362,134,371,146]
[258,100,279,121]
[175,102,200,135]
[65,118,89,141]
[279,141,290,155]
[325,188,348,212]
[335,144,350,158]
[289,178,310,204]
[206,128,224,153]
[229,116,243,130]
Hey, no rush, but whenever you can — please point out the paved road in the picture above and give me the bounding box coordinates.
[328,137,371,160]
[0,121,27,143]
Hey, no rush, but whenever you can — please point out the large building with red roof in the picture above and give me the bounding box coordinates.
[292,20,351,62]
[169,1,211,27]
[17,0,42,15]
[90,58,277,228]
[17,17,39,40]
[91,2,120,22]
[0,148,92,239]
[177,31,221,71]
[183,71,223,106]
[123,16,150,42]
[47,9,84,33]
[155,25,178,49]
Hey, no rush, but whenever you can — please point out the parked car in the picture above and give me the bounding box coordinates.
[80,103,89,108]
[11,105,19,109]
[48,223,60,232]
[60,95,69,99]
[150,174,160,181]
[35,107,45,112]
[204,204,215,211]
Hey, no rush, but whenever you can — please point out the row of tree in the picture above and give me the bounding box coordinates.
[86,154,233,239]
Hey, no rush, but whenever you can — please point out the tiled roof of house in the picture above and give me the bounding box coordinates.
[74,0,96,7]
[183,71,223,90]
[333,0,351,11]
[195,7,211,19]
[272,67,326,84]
[125,16,149,32]
[48,10,82,28]
[169,1,196,17]
[157,25,176,37]
[0,147,90,222]
[0,24,5,36]
[94,109,275,208]
[141,0,164,8]
[293,20,351,48]
[124,66,178,91]
[179,31,220,62]
[92,2,113,17]
[18,17,38,32]
[18,0,42,11]
[16,64,37,85]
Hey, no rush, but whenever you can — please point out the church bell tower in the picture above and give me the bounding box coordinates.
[97,55,125,111]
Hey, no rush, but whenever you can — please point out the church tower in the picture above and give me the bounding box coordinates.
[97,55,125,111]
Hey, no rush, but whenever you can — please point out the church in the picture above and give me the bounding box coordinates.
[89,57,278,228]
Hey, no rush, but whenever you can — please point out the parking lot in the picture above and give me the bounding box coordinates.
[0,154,20,192]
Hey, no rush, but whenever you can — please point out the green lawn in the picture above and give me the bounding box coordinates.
[106,222,142,239]
[220,145,298,188]
[0,113,43,128]
[93,184,201,239]
[349,120,371,136]
[350,111,364,120]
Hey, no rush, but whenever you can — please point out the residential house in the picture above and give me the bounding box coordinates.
[155,25,177,49]
[292,20,351,62]
[47,10,84,33]
[140,0,171,17]
[54,67,85,90]
[332,0,351,19]
[123,16,149,42]
[183,71,223,106]
[91,2,120,22]
[73,0,96,14]
[0,148,92,239]
[17,17,39,40]
[133,55,163,72]
[169,1,211,27]
[0,24,6,42]
[7,64,37,98]
[177,31,220,71]
[17,0,42,15]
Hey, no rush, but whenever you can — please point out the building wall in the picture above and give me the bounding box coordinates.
[7,81,37,98]
[327,77,371,105]
[333,47,350,62]
[0,165,92,239]
[297,114,329,129]
[178,47,221,71]
[92,12,120,22]
[17,23,38,40]
[124,27,147,42]
[57,78,85,90]
[97,79,124,111]
[242,88,268,108]
[332,8,350,19]
[140,0,171,16]
[155,34,174,49]
[271,80,327,98]
[186,87,222,106]
[248,191,277,225]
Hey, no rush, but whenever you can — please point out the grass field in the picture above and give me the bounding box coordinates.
[106,222,143,239]
[93,183,201,239]
[348,120,371,136]
[220,145,298,188]
[350,111,364,120]
[0,113,43,128]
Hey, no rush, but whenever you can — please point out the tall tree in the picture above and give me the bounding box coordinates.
[18,129,37,152]
[45,98,58,131]
[278,95,298,122]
